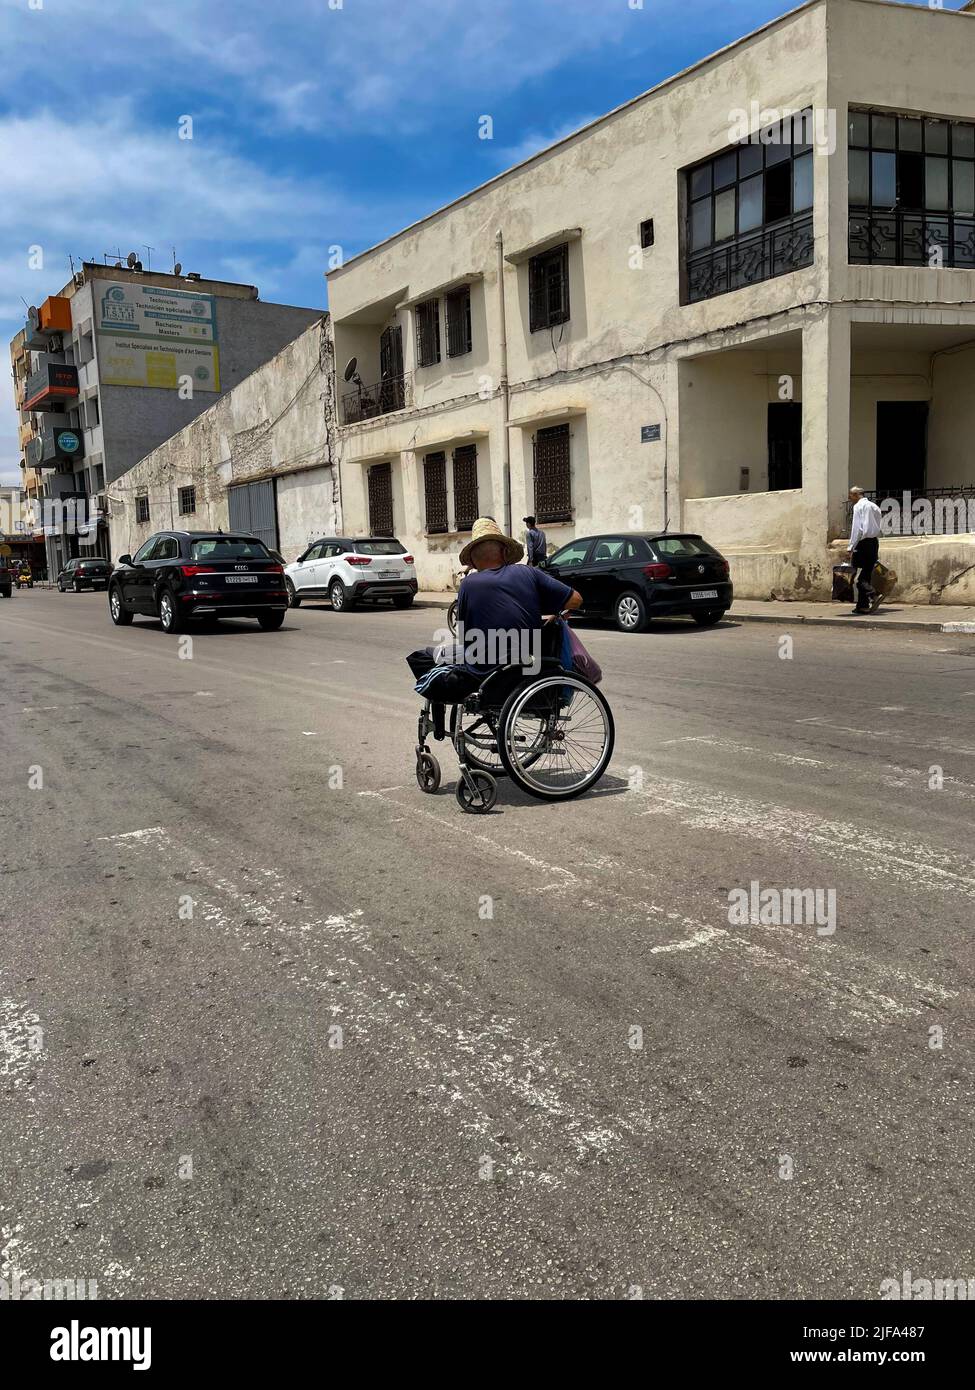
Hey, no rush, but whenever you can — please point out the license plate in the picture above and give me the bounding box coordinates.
[225,575,259,584]
[691,588,718,600]
[377,570,399,579]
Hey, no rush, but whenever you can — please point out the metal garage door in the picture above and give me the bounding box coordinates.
[228,479,278,551]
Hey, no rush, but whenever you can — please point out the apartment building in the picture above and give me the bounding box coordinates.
[9,263,320,577]
[108,316,338,562]
[326,0,975,604]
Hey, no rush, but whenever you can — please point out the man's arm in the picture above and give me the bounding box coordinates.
[563,588,583,612]
[848,502,864,554]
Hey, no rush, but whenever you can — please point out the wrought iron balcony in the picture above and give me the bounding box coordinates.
[685,213,814,304]
[340,371,411,425]
[848,209,975,269]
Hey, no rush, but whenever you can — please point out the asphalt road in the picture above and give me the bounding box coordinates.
[2,588,974,1300]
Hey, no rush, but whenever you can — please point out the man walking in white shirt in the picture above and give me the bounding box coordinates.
[847,486,883,614]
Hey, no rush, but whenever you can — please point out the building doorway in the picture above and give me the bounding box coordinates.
[876,402,928,495]
[228,478,278,552]
[767,402,802,490]
[367,462,394,537]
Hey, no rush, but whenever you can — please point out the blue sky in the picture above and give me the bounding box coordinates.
[0,0,966,483]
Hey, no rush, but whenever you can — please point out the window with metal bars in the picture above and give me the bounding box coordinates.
[445,286,472,358]
[367,462,394,537]
[178,485,197,516]
[135,494,150,524]
[640,218,655,249]
[528,243,570,332]
[423,451,448,534]
[452,445,478,532]
[532,423,572,523]
[414,299,441,368]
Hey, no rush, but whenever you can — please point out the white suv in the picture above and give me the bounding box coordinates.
[285,537,417,612]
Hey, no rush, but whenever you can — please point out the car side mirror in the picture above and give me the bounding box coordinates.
[118,554,132,566]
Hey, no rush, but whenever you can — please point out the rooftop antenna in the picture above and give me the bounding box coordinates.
[171,246,179,273]
[143,244,155,271]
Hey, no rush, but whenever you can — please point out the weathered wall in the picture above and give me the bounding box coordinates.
[108,317,338,563]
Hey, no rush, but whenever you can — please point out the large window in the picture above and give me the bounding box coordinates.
[684,112,815,303]
[452,445,478,532]
[415,299,441,368]
[178,485,197,516]
[135,494,150,524]
[532,422,572,524]
[528,244,570,332]
[848,110,975,268]
[445,287,472,358]
[423,451,448,534]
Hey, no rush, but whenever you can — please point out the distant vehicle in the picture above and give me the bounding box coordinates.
[285,537,417,612]
[541,532,733,632]
[108,531,289,634]
[57,557,111,592]
[15,562,33,589]
[0,560,11,598]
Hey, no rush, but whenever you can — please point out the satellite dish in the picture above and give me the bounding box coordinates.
[126,251,138,268]
[343,357,358,383]
[114,261,123,268]
[174,262,182,276]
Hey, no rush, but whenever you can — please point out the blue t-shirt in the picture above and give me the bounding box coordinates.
[456,563,573,675]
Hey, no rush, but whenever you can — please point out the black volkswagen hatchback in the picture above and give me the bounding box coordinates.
[542,532,733,632]
[109,531,289,634]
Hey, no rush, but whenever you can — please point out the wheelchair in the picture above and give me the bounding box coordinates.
[414,655,615,813]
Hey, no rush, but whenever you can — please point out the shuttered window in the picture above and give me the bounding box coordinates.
[452,445,478,532]
[532,423,572,523]
[367,462,394,537]
[135,495,150,524]
[528,243,570,332]
[178,485,196,515]
[423,451,448,534]
[445,286,472,358]
[415,299,441,368]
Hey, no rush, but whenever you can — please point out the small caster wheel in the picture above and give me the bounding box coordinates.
[416,752,441,793]
[455,769,497,814]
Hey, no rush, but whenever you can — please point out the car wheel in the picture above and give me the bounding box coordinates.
[329,579,351,612]
[258,610,285,630]
[692,609,724,627]
[73,579,82,593]
[158,588,184,634]
[285,578,301,608]
[392,594,414,609]
[109,586,133,625]
[615,590,648,633]
[57,578,65,592]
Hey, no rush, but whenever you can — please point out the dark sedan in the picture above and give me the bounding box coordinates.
[58,557,112,592]
[541,532,733,632]
[109,531,289,634]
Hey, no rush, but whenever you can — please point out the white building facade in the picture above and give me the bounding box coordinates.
[327,0,975,604]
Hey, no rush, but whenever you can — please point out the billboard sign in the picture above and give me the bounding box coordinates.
[96,281,220,392]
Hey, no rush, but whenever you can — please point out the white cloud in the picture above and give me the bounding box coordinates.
[491,115,604,173]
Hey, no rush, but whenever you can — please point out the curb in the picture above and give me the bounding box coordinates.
[730,610,973,635]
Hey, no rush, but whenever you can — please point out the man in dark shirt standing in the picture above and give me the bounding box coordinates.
[523,515,547,567]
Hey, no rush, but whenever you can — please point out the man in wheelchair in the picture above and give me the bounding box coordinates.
[408,518,614,812]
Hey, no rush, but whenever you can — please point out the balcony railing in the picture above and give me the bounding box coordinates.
[340,372,411,425]
[849,209,975,269]
[848,487,975,536]
[685,213,815,304]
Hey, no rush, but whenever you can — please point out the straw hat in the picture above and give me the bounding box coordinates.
[459,516,524,567]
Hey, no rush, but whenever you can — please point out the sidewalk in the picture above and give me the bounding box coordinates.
[414,591,975,634]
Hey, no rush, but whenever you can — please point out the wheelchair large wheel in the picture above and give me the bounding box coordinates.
[498,674,614,801]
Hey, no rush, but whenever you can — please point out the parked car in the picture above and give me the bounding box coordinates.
[108,531,289,634]
[0,560,12,598]
[57,557,112,592]
[541,532,733,632]
[285,537,417,611]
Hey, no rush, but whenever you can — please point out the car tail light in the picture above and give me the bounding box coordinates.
[347,555,372,565]
[265,563,284,574]
[402,555,413,565]
[719,559,730,577]
[180,565,208,578]
[643,562,673,581]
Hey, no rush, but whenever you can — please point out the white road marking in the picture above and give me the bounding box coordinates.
[97,827,167,844]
